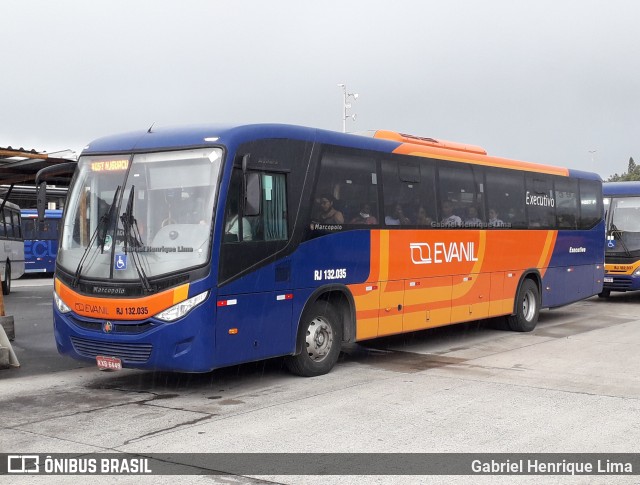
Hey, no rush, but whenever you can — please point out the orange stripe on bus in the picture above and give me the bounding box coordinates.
[55,278,190,320]
[391,144,570,176]
[536,231,558,276]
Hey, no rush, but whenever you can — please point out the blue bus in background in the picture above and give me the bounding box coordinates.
[21,209,62,274]
[601,182,640,297]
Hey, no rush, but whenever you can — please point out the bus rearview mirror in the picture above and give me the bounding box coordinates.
[244,172,261,217]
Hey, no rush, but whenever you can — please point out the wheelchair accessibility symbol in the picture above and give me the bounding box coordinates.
[606,235,616,249]
[115,254,128,270]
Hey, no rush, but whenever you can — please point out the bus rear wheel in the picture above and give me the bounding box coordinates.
[2,263,11,295]
[286,301,342,377]
[507,278,539,332]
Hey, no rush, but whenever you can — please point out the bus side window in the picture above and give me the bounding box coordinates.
[555,177,579,229]
[4,210,14,238]
[311,149,379,230]
[485,168,526,229]
[381,157,437,227]
[12,210,21,238]
[579,180,602,230]
[259,173,288,241]
[0,209,6,237]
[437,162,483,227]
[223,170,288,243]
[526,174,556,229]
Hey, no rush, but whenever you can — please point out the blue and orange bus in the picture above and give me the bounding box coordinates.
[21,209,62,274]
[601,181,640,297]
[48,124,604,376]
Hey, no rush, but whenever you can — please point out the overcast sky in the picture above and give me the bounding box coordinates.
[2,0,639,178]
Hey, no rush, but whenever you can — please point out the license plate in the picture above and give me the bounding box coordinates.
[603,277,613,283]
[96,355,122,370]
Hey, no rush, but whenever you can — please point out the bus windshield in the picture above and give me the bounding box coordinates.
[58,148,222,281]
[607,196,640,254]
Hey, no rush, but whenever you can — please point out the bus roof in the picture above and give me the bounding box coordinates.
[81,123,600,180]
[603,181,640,196]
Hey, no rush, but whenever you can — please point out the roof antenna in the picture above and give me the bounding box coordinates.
[147,122,156,133]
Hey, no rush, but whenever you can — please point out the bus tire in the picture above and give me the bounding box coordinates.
[507,278,539,332]
[2,263,10,295]
[598,289,611,298]
[286,301,342,377]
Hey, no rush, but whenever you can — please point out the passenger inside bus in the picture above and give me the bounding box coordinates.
[385,203,411,225]
[440,200,462,227]
[414,206,433,226]
[350,203,378,224]
[315,194,344,224]
[488,208,505,227]
[464,206,483,227]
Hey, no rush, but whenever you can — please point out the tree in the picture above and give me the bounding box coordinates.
[607,157,640,181]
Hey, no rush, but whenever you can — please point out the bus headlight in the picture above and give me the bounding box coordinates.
[154,291,209,322]
[53,291,72,314]
[634,269,640,277]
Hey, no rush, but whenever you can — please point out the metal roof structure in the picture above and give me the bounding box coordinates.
[0,146,77,186]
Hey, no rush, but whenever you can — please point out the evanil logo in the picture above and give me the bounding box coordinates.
[410,242,478,265]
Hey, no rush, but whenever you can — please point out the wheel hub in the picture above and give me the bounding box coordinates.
[305,317,334,362]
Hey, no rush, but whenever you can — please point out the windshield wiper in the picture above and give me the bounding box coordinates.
[120,185,152,293]
[72,186,121,288]
[609,222,632,257]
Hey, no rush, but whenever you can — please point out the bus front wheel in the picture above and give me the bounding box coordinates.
[507,278,539,332]
[2,263,11,295]
[286,301,342,377]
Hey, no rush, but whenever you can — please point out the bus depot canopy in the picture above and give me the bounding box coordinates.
[0,146,77,186]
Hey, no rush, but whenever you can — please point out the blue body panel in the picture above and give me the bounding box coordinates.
[542,222,605,307]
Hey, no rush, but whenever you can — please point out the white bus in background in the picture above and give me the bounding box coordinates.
[0,199,25,295]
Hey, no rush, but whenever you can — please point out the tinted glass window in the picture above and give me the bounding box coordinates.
[485,168,526,229]
[437,163,484,228]
[22,219,35,239]
[579,179,603,229]
[312,150,379,226]
[12,211,21,238]
[525,174,555,229]
[554,177,579,229]
[4,210,14,238]
[381,156,437,227]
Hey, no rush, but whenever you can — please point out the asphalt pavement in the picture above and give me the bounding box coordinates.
[1,277,640,484]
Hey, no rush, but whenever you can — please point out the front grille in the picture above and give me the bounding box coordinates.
[70,336,152,363]
[71,318,153,334]
[604,277,633,290]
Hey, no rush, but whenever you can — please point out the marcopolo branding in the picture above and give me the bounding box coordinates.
[92,286,126,295]
[410,241,478,265]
